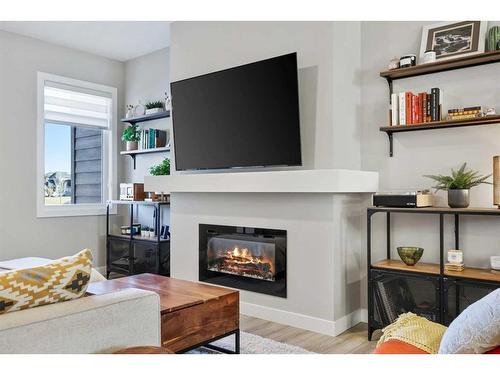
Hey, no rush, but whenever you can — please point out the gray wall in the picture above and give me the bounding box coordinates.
[360,21,500,308]
[123,47,171,182]
[170,21,362,172]
[0,30,125,267]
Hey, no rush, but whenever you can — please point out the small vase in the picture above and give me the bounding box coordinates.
[126,141,138,151]
[448,189,470,208]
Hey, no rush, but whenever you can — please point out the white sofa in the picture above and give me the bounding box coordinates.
[0,258,161,354]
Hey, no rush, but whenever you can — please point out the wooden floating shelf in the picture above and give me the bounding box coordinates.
[120,146,170,156]
[380,50,500,80]
[380,115,500,134]
[372,259,500,283]
[120,111,170,124]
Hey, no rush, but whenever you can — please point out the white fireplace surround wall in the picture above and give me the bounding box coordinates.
[145,169,378,336]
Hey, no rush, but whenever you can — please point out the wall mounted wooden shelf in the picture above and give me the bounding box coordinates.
[379,50,500,156]
[380,50,500,81]
[120,146,171,169]
[121,111,170,124]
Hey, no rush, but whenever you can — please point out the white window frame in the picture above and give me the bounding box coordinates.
[36,72,117,218]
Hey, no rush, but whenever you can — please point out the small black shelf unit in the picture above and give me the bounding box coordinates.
[106,200,170,278]
[379,50,500,157]
[121,111,171,169]
[367,206,500,340]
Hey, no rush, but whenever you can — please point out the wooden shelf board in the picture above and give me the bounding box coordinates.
[445,267,500,283]
[372,259,440,275]
[121,111,170,124]
[380,115,500,134]
[380,50,500,80]
[369,206,500,215]
[108,200,170,206]
[373,259,500,283]
[120,146,171,156]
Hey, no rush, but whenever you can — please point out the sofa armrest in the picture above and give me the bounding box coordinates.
[0,288,161,353]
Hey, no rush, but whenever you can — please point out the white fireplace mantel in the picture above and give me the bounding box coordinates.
[144,169,378,194]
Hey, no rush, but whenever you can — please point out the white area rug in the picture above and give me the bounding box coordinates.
[189,331,313,354]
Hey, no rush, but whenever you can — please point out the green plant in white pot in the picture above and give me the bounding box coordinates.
[424,163,492,208]
[122,124,141,151]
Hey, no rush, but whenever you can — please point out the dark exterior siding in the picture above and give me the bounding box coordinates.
[72,128,102,204]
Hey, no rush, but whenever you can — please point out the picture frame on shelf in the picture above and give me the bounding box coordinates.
[419,21,488,62]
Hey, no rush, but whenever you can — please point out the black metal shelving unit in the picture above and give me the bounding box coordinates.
[106,200,170,278]
[367,206,500,340]
[379,50,500,157]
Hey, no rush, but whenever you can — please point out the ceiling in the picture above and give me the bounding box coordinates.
[0,21,170,61]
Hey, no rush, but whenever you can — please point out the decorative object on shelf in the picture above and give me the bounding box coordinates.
[125,105,134,119]
[447,249,464,264]
[421,50,437,64]
[399,54,417,68]
[122,124,141,151]
[164,92,171,111]
[149,158,170,176]
[392,87,442,126]
[388,57,400,70]
[486,107,496,116]
[139,128,168,150]
[447,106,483,121]
[419,21,487,62]
[494,156,500,208]
[145,100,165,115]
[372,190,434,208]
[119,183,145,201]
[160,225,170,240]
[487,26,500,51]
[121,224,141,235]
[397,247,424,266]
[133,102,146,116]
[424,163,492,208]
[141,226,150,237]
[490,256,500,271]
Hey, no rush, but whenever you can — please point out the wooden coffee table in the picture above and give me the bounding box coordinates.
[87,273,240,353]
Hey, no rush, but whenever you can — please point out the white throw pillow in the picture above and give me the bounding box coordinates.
[439,288,500,354]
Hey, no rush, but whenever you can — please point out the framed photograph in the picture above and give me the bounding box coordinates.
[419,21,488,62]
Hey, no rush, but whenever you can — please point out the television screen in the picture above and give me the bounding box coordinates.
[171,53,301,171]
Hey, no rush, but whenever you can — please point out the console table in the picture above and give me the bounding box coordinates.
[367,206,500,340]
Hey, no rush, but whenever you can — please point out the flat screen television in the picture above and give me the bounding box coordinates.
[171,53,301,171]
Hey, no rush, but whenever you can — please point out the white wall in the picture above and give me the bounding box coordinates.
[170,21,362,172]
[0,30,125,267]
[124,47,171,182]
[360,21,500,308]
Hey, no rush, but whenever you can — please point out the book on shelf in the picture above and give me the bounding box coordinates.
[390,88,443,126]
[139,128,168,150]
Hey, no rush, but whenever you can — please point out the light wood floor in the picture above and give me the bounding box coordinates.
[240,315,381,354]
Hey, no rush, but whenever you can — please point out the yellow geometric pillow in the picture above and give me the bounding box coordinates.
[0,249,93,315]
[377,312,447,354]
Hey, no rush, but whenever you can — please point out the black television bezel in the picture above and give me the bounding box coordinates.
[170,52,302,171]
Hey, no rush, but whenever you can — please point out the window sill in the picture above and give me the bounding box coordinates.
[37,204,117,218]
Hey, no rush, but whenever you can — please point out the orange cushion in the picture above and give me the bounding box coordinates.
[373,339,428,354]
[486,346,500,354]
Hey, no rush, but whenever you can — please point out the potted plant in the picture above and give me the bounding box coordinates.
[149,158,170,176]
[122,124,141,151]
[145,100,165,115]
[424,163,492,208]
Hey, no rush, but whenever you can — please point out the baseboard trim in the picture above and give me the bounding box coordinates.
[241,302,365,337]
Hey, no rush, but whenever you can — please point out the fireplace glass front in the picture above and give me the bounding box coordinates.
[199,224,286,298]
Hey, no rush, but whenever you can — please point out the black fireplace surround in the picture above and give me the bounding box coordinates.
[199,224,287,298]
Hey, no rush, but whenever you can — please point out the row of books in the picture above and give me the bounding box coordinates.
[139,129,168,150]
[390,88,443,126]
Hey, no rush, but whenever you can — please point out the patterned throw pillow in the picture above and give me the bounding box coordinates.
[0,249,93,315]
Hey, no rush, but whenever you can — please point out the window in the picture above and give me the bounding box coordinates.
[37,73,117,217]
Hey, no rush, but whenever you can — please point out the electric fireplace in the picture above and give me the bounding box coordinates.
[199,224,286,298]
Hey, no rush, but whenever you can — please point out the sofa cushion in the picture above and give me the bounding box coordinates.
[0,249,93,315]
[439,288,500,354]
[376,312,447,354]
[373,339,428,354]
